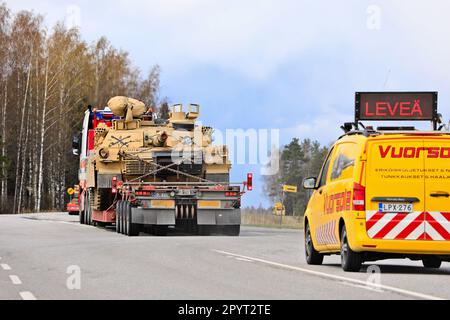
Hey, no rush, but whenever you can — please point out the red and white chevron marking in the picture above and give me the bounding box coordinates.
[366,211,450,241]
[315,220,338,246]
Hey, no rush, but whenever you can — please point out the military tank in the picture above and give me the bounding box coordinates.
[73,96,252,236]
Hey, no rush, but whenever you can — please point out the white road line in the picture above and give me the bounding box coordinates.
[235,258,253,263]
[19,292,37,301]
[213,250,443,301]
[1,263,11,270]
[9,275,22,285]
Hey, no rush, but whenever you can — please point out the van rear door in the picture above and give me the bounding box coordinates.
[423,138,450,241]
[365,138,426,240]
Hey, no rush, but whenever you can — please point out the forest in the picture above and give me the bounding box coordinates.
[0,4,164,214]
[0,3,330,217]
[263,138,329,216]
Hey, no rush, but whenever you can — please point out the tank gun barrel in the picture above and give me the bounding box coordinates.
[152,132,168,147]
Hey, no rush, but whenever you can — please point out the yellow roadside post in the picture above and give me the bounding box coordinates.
[283,185,298,193]
[67,188,75,202]
[280,185,298,225]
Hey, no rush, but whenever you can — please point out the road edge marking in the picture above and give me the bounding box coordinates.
[9,275,22,285]
[1,264,11,271]
[213,250,443,301]
[19,291,37,301]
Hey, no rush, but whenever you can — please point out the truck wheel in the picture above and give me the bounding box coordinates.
[123,202,129,236]
[85,191,91,226]
[340,226,362,272]
[119,201,125,235]
[79,196,85,225]
[126,202,140,237]
[116,201,122,234]
[79,210,85,225]
[305,223,324,265]
[422,257,442,269]
[224,226,241,236]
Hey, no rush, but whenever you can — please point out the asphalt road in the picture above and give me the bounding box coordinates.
[0,213,449,300]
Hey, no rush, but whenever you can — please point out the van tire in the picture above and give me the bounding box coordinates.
[422,257,442,269]
[305,223,324,265]
[340,226,362,272]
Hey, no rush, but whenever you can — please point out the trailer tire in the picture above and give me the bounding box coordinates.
[123,202,129,236]
[116,201,122,233]
[154,226,168,236]
[79,211,85,224]
[224,225,241,236]
[126,203,140,237]
[119,201,125,234]
[79,197,85,225]
[198,226,211,236]
[85,191,92,226]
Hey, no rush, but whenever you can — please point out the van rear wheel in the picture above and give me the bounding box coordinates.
[340,226,362,272]
[422,257,442,269]
[305,223,324,265]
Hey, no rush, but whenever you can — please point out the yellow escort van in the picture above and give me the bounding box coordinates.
[303,92,450,272]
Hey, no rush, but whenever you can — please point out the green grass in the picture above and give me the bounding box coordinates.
[242,213,304,230]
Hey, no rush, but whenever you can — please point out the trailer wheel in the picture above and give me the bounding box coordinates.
[126,202,140,237]
[224,226,241,236]
[154,226,168,236]
[116,201,122,234]
[198,226,211,236]
[85,191,92,226]
[79,210,85,224]
[123,202,129,235]
[83,194,88,225]
[119,201,125,234]
[79,197,85,225]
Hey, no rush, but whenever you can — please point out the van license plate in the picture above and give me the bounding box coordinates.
[379,203,413,213]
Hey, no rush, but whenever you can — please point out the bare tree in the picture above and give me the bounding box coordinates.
[0,5,162,214]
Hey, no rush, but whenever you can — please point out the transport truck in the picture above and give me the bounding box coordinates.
[72,97,252,236]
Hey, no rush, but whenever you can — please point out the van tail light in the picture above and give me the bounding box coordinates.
[353,183,366,211]
[247,173,253,191]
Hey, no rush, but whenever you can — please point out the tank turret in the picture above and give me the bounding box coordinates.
[92,97,230,185]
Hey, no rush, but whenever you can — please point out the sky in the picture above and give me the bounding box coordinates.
[5,0,450,207]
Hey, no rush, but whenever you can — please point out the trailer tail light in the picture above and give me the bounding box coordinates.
[247,173,253,191]
[225,192,239,197]
[136,191,152,197]
[112,176,118,194]
[353,183,366,211]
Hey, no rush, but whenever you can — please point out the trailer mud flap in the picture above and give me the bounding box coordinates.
[131,208,176,225]
[197,209,241,226]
